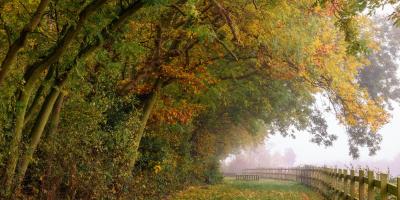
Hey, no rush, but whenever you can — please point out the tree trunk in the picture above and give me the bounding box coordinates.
[13,75,68,194]
[24,66,56,127]
[130,79,162,167]
[47,92,65,137]
[1,82,38,197]
[41,93,65,200]
[1,1,107,197]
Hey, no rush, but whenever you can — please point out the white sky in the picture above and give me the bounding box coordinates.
[267,104,400,166]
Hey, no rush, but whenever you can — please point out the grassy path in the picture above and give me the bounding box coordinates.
[171,178,324,200]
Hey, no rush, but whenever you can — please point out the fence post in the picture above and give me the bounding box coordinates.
[277,168,279,180]
[284,168,290,180]
[359,169,365,200]
[311,167,314,188]
[337,169,341,199]
[396,177,400,199]
[343,169,348,197]
[286,168,288,180]
[337,168,341,200]
[321,168,325,194]
[272,169,275,179]
[300,168,303,184]
[319,168,323,193]
[309,168,312,188]
[326,168,330,187]
[321,168,325,193]
[314,168,318,191]
[397,177,400,200]
[324,168,328,195]
[368,170,374,200]
[297,167,303,183]
[333,168,339,199]
[321,168,324,192]
[331,169,335,199]
[320,168,323,192]
[300,168,302,183]
[318,168,321,191]
[309,167,312,187]
[318,168,320,191]
[311,167,314,187]
[350,169,355,198]
[380,173,388,200]
[303,167,309,185]
[298,168,300,183]
[330,168,334,198]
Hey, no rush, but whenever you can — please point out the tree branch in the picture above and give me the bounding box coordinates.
[0,0,50,85]
[211,0,239,43]
[169,4,186,16]
[23,0,107,84]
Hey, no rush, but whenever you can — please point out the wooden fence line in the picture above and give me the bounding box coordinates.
[235,174,260,181]
[230,167,400,200]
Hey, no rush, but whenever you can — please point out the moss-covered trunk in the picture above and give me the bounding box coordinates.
[2,82,37,197]
[130,79,162,168]
[14,88,61,192]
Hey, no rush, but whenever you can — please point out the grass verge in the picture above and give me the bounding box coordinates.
[171,178,324,200]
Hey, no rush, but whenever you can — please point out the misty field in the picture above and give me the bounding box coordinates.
[171,178,323,200]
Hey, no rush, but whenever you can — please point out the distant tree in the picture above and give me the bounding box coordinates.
[221,145,297,172]
[358,16,400,106]
[346,16,400,158]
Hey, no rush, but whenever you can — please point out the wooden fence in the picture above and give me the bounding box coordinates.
[235,167,400,200]
[235,174,260,181]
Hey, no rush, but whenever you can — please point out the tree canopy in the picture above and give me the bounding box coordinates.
[0,0,398,199]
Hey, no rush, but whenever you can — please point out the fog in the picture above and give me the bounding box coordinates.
[263,102,400,176]
[221,144,296,173]
[223,103,400,177]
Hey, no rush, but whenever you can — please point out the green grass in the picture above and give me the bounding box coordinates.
[171,178,324,200]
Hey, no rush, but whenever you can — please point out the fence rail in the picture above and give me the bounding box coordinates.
[231,167,400,200]
[235,174,260,181]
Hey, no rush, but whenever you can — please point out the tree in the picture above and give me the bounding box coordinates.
[0,0,397,198]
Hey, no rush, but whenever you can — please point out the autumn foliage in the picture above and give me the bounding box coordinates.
[0,0,398,199]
